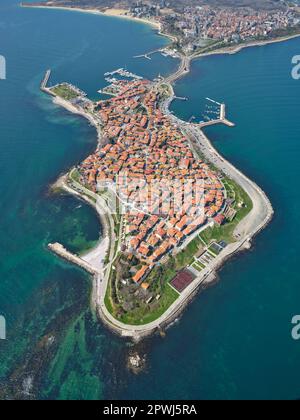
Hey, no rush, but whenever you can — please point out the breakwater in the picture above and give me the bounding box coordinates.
[48,243,99,275]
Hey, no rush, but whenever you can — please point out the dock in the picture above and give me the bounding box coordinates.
[48,243,99,275]
[104,68,142,80]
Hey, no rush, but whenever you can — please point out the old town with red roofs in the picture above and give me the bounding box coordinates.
[79,79,226,286]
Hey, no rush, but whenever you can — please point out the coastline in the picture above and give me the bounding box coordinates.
[38,4,275,341]
[47,93,112,276]
[52,173,110,271]
[52,96,103,143]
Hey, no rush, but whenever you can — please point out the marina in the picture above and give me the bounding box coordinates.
[161,48,180,59]
[134,47,179,61]
[198,99,235,128]
[98,68,144,96]
[104,68,142,80]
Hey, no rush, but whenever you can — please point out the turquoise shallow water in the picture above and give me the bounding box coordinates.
[1,0,300,400]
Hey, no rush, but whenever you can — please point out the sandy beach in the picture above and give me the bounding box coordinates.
[21,4,161,30]
[81,235,109,272]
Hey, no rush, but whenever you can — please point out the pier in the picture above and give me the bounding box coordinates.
[174,96,188,101]
[48,243,99,275]
[134,54,152,60]
[40,69,51,91]
[133,48,161,60]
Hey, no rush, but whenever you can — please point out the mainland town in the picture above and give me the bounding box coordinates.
[24,0,300,56]
[129,0,300,54]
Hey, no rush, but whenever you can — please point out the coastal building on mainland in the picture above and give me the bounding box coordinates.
[79,79,227,285]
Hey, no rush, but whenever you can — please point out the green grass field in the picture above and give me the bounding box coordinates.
[51,84,79,100]
[119,284,179,326]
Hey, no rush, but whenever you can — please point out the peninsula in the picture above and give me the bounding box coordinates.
[36,4,275,341]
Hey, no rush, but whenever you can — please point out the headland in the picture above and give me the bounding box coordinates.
[36,5,274,342]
